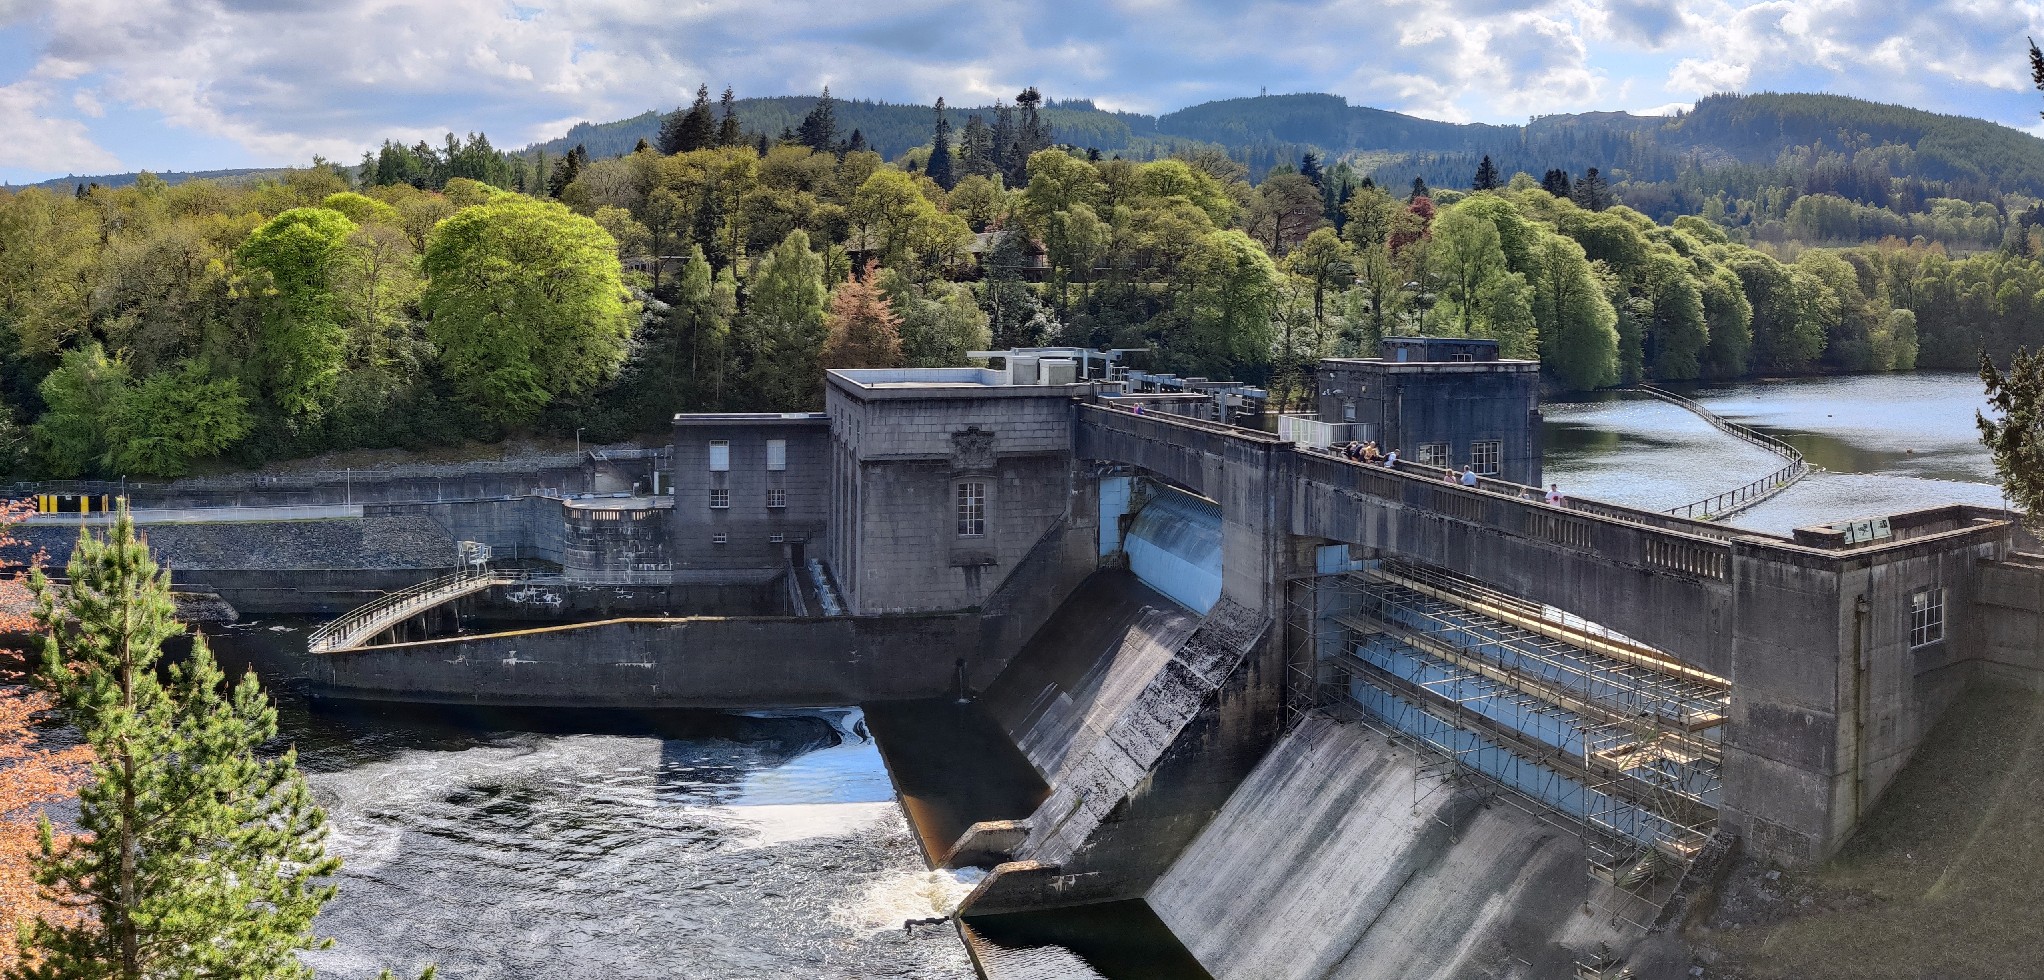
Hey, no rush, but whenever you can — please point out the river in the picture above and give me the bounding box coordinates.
[1542,371,2009,535]
[203,624,981,980]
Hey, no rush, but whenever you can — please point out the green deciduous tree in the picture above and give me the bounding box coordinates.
[1980,347,2044,524]
[743,230,831,409]
[101,363,252,478]
[15,514,340,980]
[421,196,635,425]
[235,207,358,419]
[1425,206,1537,357]
[1530,232,1619,390]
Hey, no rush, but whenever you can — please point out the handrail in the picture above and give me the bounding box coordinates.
[1635,385,1810,522]
[306,566,553,653]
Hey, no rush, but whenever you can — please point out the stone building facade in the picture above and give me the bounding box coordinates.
[1315,338,1543,486]
[823,368,1103,614]
[668,413,832,579]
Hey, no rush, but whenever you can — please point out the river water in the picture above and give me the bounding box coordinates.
[1543,371,2009,535]
[202,624,980,980]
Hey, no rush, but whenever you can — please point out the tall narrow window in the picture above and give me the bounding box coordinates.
[1910,587,1945,647]
[709,489,730,509]
[766,488,787,509]
[767,439,787,471]
[957,482,986,537]
[1470,440,1502,476]
[708,440,730,472]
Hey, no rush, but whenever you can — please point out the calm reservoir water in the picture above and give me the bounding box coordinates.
[1543,371,2009,535]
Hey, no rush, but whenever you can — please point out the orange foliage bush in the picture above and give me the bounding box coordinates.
[0,498,88,971]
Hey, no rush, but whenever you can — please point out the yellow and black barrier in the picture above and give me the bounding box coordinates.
[33,494,123,515]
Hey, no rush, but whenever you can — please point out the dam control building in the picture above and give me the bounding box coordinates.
[296,339,2044,979]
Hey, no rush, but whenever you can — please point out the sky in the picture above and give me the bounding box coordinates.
[0,0,2041,185]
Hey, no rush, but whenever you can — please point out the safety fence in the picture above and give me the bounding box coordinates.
[1635,385,1810,521]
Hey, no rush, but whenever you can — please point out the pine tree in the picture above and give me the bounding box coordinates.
[926,98,956,191]
[796,88,838,154]
[1472,155,1500,191]
[716,87,742,147]
[1410,176,1430,201]
[1541,168,1572,197]
[1300,153,1324,188]
[959,114,997,180]
[820,264,905,369]
[1572,167,1610,210]
[12,514,376,980]
[659,85,716,155]
[546,144,585,198]
[991,100,1016,183]
[846,129,868,155]
[633,137,651,154]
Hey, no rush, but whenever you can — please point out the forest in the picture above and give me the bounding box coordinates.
[5,86,2044,482]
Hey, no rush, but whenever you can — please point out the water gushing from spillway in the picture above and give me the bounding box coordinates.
[203,623,976,980]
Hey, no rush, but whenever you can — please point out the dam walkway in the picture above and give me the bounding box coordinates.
[307,566,553,653]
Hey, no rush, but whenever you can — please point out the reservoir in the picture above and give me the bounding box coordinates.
[1543,371,2008,535]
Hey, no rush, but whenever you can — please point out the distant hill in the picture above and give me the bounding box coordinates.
[520,90,2044,203]
[2,167,287,193]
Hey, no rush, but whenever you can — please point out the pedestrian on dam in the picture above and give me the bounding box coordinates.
[1461,467,1479,487]
[1545,484,1566,506]
[1383,449,1398,467]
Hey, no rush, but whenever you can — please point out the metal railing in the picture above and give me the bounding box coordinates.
[306,566,554,653]
[1636,385,1810,522]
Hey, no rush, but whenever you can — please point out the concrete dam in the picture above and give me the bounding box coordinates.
[32,339,2044,978]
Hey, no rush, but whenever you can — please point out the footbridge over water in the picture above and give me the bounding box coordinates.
[1075,402,2018,864]
[307,567,558,653]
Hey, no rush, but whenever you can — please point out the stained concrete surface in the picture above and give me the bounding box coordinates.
[1149,715,1639,980]
[1672,681,2044,980]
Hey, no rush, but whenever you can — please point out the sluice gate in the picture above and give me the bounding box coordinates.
[1300,558,1730,899]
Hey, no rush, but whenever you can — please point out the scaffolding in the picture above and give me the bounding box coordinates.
[1285,557,1731,924]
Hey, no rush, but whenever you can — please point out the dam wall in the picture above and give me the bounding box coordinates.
[1146,715,1669,980]
[307,613,977,708]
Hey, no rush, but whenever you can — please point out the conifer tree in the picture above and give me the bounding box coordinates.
[1980,348,2044,526]
[659,85,715,155]
[632,137,651,154]
[927,98,956,191]
[959,114,997,179]
[13,514,343,980]
[1472,155,1500,191]
[1410,176,1430,201]
[1540,168,1571,197]
[846,129,868,155]
[716,87,742,147]
[1571,167,1610,210]
[1299,152,1324,188]
[820,264,905,369]
[796,88,838,154]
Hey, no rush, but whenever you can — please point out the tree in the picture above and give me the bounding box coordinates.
[658,86,716,155]
[421,197,635,425]
[820,266,904,369]
[1531,231,1620,390]
[927,98,956,191]
[236,207,358,419]
[1425,206,1537,357]
[1641,252,1709,380]
[1284,227,1353,330]
[30,346,129,479]
[1248,172,1327,254]
[100,364,253,478]
[1540,168,1572,198]
[883,272,990,367]
[1980,348,2044,525]
[1571,167,1612,211]
[716,86,742,147]
[1410,177,1430,202]
[796,88,838,154]
[1472,155,1501,191]
[0,503,89,978]
[743,230,831,409]
[1172,229,1280,379]
[15,514,340,980]
[546,144,587,199]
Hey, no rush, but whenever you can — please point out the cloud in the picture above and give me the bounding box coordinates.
[0,0,2041,181]
[0,80,118,171]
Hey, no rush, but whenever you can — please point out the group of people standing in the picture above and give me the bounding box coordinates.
[1328,439,1568,506]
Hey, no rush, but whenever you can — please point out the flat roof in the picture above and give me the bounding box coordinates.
[673,412,830,427]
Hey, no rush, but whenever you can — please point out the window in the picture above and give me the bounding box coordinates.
[712,533,727,545]
[769,533,785,544]
[957,482,986,537]
[708,440,730,471]
[766,439,787,471]
[1416,443,1449,468]
[709,489,730,509]
[1450,352,1474,363]
[1341,399,1357,422]
[1470,440,1502,476]
[767,488,787,509]
[1910,588,1945,647]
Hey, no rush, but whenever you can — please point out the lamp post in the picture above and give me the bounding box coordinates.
[576,428,584,458]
